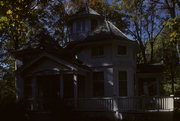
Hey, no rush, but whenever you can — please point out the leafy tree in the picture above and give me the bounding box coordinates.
[119,0,163,63]
[0,0,67,104]
[160,0,180,94]
[158,27,180,95]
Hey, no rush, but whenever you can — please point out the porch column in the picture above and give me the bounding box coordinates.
[32,77,37,111]
[59,74,64,99]
[73,74,78,108]
[15,74,23,101]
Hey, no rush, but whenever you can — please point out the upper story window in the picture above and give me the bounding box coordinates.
[91,46,104,57]
[76,21,86,32]
[119,71,127,96]
[91,19,98,31]
[117,45,127,55]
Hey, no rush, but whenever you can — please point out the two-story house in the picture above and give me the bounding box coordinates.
[15,6,174,121]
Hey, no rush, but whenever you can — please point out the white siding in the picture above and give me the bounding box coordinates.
[77,40,137,97]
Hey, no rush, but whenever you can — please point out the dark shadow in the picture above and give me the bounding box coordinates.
[0,100,29,121]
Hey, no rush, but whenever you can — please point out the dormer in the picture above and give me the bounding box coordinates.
[67,7,104,41]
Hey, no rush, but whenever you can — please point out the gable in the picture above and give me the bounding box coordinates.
[19,53,79,76]
[24,57,71,75]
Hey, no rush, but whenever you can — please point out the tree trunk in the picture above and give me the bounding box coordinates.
[150,41,154,63]
[171,70,175,95]
[142,47,147,64]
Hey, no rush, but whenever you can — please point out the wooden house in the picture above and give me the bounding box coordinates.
[15,7,174,121]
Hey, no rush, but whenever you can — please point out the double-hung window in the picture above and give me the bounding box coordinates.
[91,46,104,57]
[93,72,104,97]
[76,21,86,32]
[119,71,127,96]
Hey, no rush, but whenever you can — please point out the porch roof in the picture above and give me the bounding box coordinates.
[137,64,164,73]
[18,53,91,76]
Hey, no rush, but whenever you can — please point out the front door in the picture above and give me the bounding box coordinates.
[37,75,60,110]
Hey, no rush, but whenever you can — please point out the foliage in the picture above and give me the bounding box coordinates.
[0,69,16,104]
[116,0,180,94]
[0,0,67,65]
[0,0,67,104]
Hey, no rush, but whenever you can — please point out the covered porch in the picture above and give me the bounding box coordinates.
[17,53,91,111]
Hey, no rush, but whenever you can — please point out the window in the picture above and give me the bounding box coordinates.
[93,72,104,97]
[119,71,127,96]
[117,45,127,55]
[91,19,98,30]
[91,46,104,57]
[76,21,86,32]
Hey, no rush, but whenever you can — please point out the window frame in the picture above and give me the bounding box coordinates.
[93,71,104,97]
[118,71,128,96]
[91,45,104,57]
[76,21,86,32]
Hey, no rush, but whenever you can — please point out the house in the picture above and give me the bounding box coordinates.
[15,6,174,121]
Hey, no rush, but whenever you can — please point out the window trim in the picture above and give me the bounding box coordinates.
[93,71,104,97]
[76,21,86,32]
[91,45,104,57]
[117,45,127,56]
[118,71,128,96]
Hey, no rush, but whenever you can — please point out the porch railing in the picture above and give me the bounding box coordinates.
[65,97,114,111]
[25,96,174,112]
[65,96,174,112]
[117,96,174,112]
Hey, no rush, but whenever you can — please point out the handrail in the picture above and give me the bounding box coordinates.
[25,96,174,112]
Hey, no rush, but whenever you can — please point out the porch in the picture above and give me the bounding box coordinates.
[26,96,174,113]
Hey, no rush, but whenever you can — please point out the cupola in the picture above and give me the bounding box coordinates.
[67,6,104,41]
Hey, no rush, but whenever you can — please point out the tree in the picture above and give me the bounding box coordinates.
[115,0,179,95]
[115,0,165,64]
[0,0,68,66]
[160,0,180,94]
[0,0,67,104]
[153,27,180,95]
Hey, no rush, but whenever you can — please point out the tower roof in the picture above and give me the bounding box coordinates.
[67,20,133,42]
[68,6,104,22]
